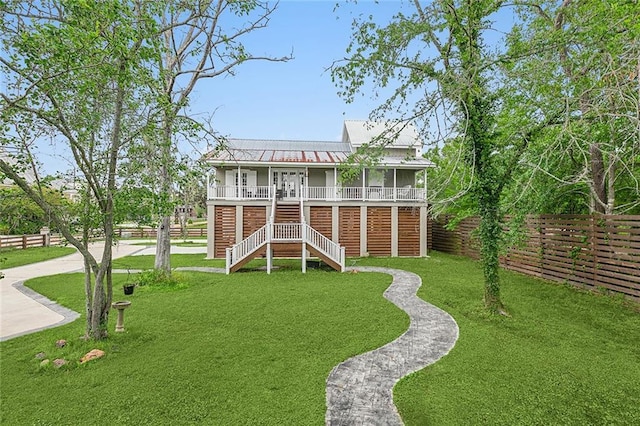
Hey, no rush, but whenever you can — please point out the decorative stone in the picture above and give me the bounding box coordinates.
[80,349,105,364]
[52,359,67,368]
[39,359,50,367]
[55,339,67,348]
[35,352,47,360]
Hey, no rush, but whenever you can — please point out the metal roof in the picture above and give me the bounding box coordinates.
[206,138,352,165]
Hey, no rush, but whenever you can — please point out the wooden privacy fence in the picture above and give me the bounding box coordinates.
[116,228,207,238]
[431,215,640,302]
[0,234,63,250]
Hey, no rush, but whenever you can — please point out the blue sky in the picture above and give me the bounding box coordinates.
[190,0,411,144]
[34,0,514,174]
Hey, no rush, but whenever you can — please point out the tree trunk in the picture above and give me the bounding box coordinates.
[155,215,172,272]
[154,114,173,273]
[478,200,504,312]
[590,142,607,214]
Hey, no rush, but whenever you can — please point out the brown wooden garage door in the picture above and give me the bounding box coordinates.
[214,206,236,258]
[367,207,391,256]
[398,207,420,256]
[309,206,332,239]
[243,206,267,238]
[339,207,360,257]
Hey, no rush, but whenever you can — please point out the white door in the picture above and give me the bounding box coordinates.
[273,170,304,199]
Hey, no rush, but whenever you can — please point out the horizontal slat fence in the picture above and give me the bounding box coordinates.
[116,228,207,238]
[431,215,640,302]
[0,234,63,250]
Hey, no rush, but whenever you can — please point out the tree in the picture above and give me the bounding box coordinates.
[139,0,291,273]
[333,0,575,313]
[0,0,157,339]
[0,186,71,235]
[506,0,640,214]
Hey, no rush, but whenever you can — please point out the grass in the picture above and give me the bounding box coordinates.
[353,255,640,425]
[0,266,404,425]
[1,252,639,425]
[0,246,76,269]
[112,254,224,270]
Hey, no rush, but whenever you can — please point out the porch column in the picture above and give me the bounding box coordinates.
[334,167,338,200]
[420,205,428,256]
[391,206,398,257]
[332,206,339,243]
[360,206,367,256]
[206,172,210,200]
[393,168,397,201]
[235,205,243,244]
[362,169,366,201]
[206,202,215,259]
[424,167,428,201]
[268,166,272,198]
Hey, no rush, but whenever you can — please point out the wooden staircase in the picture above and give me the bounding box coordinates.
[273,202,302,258]
[274,203,300,223]
[225,190,345,274]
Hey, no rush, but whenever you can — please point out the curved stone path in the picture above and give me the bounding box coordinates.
[325,267,459,425]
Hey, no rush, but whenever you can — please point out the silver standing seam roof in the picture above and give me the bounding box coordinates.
[204,122,433,168]
[206,138,353,165]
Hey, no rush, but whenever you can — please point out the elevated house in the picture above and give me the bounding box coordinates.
[204,120,432,273]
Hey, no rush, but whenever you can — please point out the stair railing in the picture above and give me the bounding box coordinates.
[303,224,345,272]
[225,224,268,274]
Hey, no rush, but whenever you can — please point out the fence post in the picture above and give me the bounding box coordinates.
[591,214,599,288]
[22,235,28,249]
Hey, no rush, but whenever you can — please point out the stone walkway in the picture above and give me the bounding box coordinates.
[325,267,459,425]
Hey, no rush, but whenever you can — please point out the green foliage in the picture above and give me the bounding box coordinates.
[134,269,186,291]
[0,187,72,235]
[503,0,640,214]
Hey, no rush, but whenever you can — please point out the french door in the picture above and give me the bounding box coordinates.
[273,170,305,199]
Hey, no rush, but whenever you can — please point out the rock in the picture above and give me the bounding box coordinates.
[55,339,67,348]
[40,359,50,367]
[80,349,105,364]
[52,359,67,368]
[35,352,47,360]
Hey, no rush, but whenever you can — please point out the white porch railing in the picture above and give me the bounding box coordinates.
[209,185,272,200]
[209,185,426,201]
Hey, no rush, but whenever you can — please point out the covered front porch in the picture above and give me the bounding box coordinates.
[206,165,428,202]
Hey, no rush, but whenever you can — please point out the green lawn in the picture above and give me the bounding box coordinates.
[1,252,638,425]
[0,266,404,425]
[0,246,76,269]
[354,256,640,425]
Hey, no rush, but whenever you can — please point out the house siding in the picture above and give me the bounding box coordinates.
[367,207,392,256]
[309,206,332,239]
[214,206,236,258]
[243,206,267,238]
[339,207,361,257]
[398,207,421,256]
